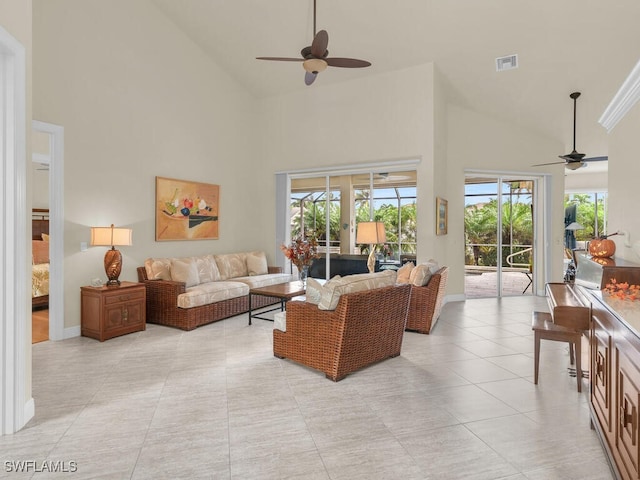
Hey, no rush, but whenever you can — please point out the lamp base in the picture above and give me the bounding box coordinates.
[104,247,122,287]
[367,246,376,274]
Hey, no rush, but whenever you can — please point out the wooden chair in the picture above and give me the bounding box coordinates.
[532,310,586,392]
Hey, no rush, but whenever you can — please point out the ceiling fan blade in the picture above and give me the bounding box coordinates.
[305,71,317,86]
[584,155,608,162]
[532,161,567,167]
[256,57,304,62]
[311,30,328,58]
[326,57,372,68]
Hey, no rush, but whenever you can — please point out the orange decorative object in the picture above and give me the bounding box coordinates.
[589,238,616,258]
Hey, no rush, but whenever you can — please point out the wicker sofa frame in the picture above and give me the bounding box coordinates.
[137,266,282,331]
[405,266,449,334]
[273,284,411,381]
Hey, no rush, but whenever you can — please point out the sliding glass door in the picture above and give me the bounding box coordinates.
[287,170,417,278]
[465,176,535,298]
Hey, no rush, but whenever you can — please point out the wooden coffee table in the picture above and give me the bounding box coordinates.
[248,281,306,325]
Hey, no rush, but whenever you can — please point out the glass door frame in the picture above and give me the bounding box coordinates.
[465,171,544,298]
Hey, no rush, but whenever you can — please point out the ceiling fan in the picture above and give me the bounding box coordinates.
[256,0,371,86]
[532,92,608,170]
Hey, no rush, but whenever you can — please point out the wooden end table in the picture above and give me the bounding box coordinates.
[248,281,305,325]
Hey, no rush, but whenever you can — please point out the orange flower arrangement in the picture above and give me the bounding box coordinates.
[280,235,320,270]
[603,278,640,301]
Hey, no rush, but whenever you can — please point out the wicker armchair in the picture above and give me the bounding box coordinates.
[405,266,449,334]
[273,284,411,381]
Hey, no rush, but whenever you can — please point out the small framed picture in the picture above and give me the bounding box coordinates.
[436,197,448,236]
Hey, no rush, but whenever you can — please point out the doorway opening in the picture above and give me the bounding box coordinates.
[464,175,536,298]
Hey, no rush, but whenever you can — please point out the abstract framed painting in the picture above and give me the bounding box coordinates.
[436,197,448,236]
[155,176,219,241]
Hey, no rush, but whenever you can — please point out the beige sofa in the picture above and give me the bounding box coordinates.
[137,251,293,330]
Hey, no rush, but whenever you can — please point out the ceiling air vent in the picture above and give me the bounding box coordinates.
[496,54,518,72]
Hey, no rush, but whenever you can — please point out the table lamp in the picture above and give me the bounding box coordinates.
[90,224,132,286]
[356,221,386,273]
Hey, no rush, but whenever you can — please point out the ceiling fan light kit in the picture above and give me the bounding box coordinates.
[256,0,371,86]
[303,58,328,74]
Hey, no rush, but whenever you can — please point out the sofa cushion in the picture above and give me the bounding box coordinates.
[215,253,248,280]
[171,257,200,287]
[177,281,249,308]
[396,262,414,284]
[195,255,221,283]
[246,251,268,276]
[305,277,323,305]
[274,311,287,332]
[318,270,396,311]
[144,257,172,281]
[410,259,439,287]
[233,273,295,289]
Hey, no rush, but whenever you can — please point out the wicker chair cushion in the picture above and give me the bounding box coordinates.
[274,311,287,332]
[318,270,397,311]
[144,257,172,280]
[171,257,200,287]
[306,277,324,305]
[396,262,414,284]
[246,251,268,276]
[410,260,439,287]
[177,281,249,308]
[215,253,248,280]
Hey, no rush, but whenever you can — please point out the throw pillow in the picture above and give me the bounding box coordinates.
[144,257,172,280]
[171,257,200,287]
[396,262,414,284]
[195,255,220,283]
[246,251,268,276]
[409,259,439,287]
[305,277,323,305]
[41,233,50,242]
[32,240,49,265]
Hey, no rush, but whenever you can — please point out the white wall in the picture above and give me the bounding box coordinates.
[254,63,441,266]
[607,101,640,263]
[33,0,259,329]
[446,105,566,295]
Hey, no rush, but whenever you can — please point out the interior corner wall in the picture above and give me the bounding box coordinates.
[607,101,640,263]
[446,105,566,296]
[254,63,438,263]
[33,0,258,331]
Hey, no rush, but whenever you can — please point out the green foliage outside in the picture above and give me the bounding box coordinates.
[291,192,417,257]
[564,193,607,240]
[464,199,533,267]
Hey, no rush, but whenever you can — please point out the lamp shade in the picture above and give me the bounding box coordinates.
[356,221,387,245]
[90,225,133,247]
[565,222,585,231]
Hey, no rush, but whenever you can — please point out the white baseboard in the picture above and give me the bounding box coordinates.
[444,294,465,304]
[24,398,34,425]
[64,326,81,339]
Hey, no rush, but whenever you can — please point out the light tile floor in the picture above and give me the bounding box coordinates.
[2,296,614,479]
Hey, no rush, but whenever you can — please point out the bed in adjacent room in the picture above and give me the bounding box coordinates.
[32,209,50,309]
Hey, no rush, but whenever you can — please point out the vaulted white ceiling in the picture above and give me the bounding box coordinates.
[152,0,640,166]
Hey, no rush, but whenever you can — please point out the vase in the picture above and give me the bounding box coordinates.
[298,265,309,286]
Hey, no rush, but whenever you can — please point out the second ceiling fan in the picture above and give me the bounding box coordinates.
[533,92,608,170]
[256,0,371,86]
